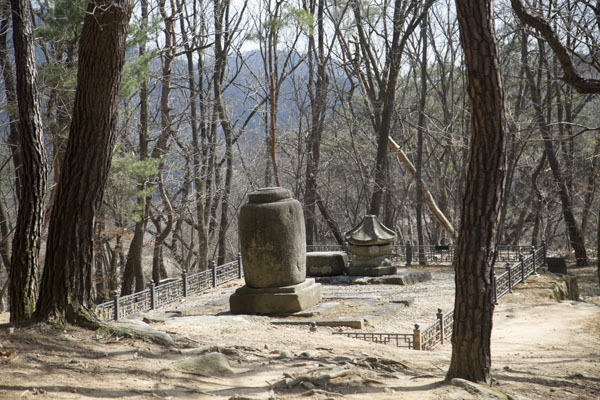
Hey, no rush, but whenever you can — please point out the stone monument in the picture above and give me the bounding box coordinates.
[229,187,322,314]
[345,214,397,276]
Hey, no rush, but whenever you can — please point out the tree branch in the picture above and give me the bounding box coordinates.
[510,0,600,94]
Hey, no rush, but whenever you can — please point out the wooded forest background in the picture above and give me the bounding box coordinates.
[0,0,598,310]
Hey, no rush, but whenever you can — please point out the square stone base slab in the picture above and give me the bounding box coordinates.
[347,265,397,276]
[229,278,322,314]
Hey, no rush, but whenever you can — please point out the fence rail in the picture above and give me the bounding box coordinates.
[337,243,547,351]
[95,254,243,322]
[333,331,414,349]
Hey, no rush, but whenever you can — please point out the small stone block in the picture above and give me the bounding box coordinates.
[547,257,567,274]
[306,251,348,276]
[229,279,322,314]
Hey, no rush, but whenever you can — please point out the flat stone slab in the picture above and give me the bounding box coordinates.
[364,303,407,325]
[306,251,348,276]
[291,301,342,317]
[316,270,431,285]
[229,279,322,314]
[390,297,415,306]
[271,318,363,329]
[347,264,397,276]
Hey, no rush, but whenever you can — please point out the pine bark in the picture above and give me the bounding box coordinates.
[9,0,48,322]
[35,0,133,323]
[447,0,506,383]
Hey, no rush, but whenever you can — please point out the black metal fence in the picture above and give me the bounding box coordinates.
[95,255,243,321]
[334,244,547,350]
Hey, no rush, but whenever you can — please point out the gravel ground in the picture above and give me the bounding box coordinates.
[163,265,457,335]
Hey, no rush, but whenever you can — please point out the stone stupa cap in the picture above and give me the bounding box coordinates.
[345,214,396,246]
[248,187,292,203]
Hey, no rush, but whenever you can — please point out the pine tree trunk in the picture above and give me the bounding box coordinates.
[35,0,133,324]
[447,0,506,383]
[9,0,48,322]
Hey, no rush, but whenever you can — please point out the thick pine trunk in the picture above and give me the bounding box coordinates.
[35,0,133,323]
[9,0,48,322]
[447,0,506,383]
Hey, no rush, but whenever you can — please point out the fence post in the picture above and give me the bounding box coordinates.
[493,274,498,305]
[237,252,243,279]
[541,240,547,268]
[150,280,156,310]
[182,269,188,297]
[405,240,412,267]
[113,291,120,321]
[437,309,444,344]
[211,261,217,287]
[413,324,421,350]
[519,253,525,283]
[506,263,513,293]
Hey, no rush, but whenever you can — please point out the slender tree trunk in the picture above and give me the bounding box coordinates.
[0,0,22,201]
[178,2,209,271]
[122,0,150,294]
[416,15,428,265]
[214,0,234,265]
[447,0,506,383]
[521,31,588,266]
[9,0,48,322]
[35,0,133,325]
[304,0,327,246]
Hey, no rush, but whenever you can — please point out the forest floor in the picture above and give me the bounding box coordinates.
[0,263,598,400]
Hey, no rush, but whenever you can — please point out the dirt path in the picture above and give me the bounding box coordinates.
[0,268,598,400]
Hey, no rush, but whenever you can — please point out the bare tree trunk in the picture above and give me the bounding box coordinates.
[416,14,428,265]
[122,0,150,294]
[0,0,22,201]
[521,30,588,266]
[303,0,328,246]
[447,0,506,383]
[9,0,48,322]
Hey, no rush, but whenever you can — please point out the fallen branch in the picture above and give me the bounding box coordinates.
[388,136,456,240]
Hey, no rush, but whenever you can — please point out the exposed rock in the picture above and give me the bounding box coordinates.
[108,319,174,346]
[176,352,234,376]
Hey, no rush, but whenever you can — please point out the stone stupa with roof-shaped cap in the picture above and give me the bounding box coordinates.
[345,214,397,276]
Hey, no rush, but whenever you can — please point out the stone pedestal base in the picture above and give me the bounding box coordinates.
[347,256,396,276]
[229,278,322,314]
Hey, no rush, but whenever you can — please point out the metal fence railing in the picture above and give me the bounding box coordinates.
[95,254,243,322]
[334,244,547,350]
